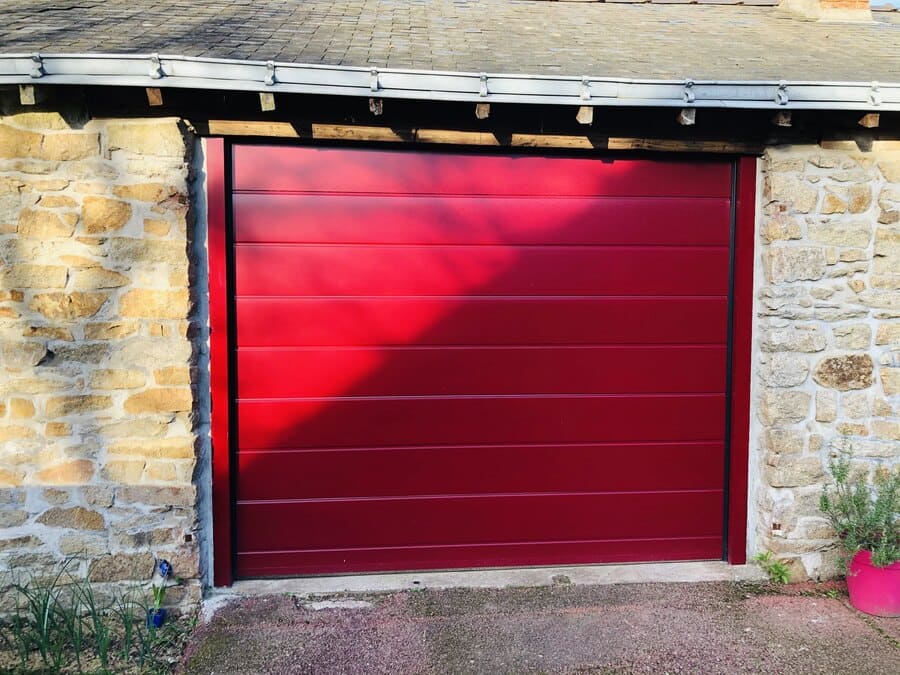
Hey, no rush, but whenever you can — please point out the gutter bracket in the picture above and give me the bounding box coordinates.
[581,77,591,102]
[870,81,882,107]
[370,68,379,92]
[479,73,489,97]
[683,79,695,104]
[29,53,44,79]
[265,61,277,86]
[149,54,164,80]
[775,81,789,106]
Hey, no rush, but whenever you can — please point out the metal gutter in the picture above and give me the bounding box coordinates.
[0,52,897,111]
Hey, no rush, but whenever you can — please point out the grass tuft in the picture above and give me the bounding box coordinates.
[0,562,194,674]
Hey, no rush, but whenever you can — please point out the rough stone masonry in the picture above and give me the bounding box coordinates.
[0,112,202,608]
[755,142,900,581]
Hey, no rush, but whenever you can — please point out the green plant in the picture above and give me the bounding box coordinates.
[0,563,194,674]
[819,455,900,568]
[753,551,790,584]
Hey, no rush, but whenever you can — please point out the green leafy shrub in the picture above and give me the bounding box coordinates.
[819,455,900,568]
[753,551,790,584]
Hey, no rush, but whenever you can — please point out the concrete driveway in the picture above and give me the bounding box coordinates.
[179,581,899,674]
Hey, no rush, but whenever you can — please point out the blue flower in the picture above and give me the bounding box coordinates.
[158,559,172,579]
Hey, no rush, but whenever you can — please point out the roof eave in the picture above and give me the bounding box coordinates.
[1,52,897,111]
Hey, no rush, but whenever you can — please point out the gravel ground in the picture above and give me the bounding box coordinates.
[178,581,899,674]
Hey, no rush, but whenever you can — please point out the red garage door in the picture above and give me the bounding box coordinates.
[230,146,734,578]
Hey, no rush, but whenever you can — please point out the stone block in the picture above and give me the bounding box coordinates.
[38,195,78,208]
[154,366,190,386]
[9,398,35,419]
[46,394,112,418]
[108,237,186,264]
[37,506,104,530]
[765,457,824,488]
[760,353,810,387]
[847,184,872,213]
[120,289,189,319]
[820,192,847,214]
[40,132,100,161]
[123,387,192,413]
[1,341,48,368]
[0,425,36,441]
[871,421,900,441]
[761,213,802,242]
[814,354,874,390]
[18,208,76,237]
[84,321,139,340]
[144,218,171,236]
[882,368,900,395]
[766,174,817,213]
[33,459,95,485]
[89,552,154,582]
[29,292,108,320]
[765,427,804,455]
[808,221,871,247]
[113,183,177,203]
[0,123,42,158]
[59,534,108,557]
[99,417,170,438]
[759,390,811,425]
[875,323,900,346]
[108,438,194,459]
[102,460,145,483]
[766,245,826,283]
[82,196,131,233]
[72,268,130,290]
[836,422,867,437]
[832,324,871,350]
[106,120,186,157]
[117,485,195,507]
[816,390,837,422]
[90,368,146,389]
[0,263,68,288]
[760,326,827,353]
[842,391,869,419]
[144,462,177,482]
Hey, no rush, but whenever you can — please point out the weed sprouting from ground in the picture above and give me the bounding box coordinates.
[0,564,194,674]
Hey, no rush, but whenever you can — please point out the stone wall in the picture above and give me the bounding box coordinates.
[0,112,202,607]
[755,142,900,580]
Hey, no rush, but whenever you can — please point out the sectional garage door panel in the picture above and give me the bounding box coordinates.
[236,297,729,348]
[231,146,733,577]
[232,194,732,247]
[237,345,727,398]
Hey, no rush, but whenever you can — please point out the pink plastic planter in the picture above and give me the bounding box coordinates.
[846,550,900,617]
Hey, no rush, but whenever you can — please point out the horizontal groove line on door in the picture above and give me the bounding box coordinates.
[237,535,723,556]
[238,392,725,403]
[236,343,728,350]
[237,440,725,454]
[233,242,731,250]
[237,488,725,506]
[235,294,730,300]
[233,190,732,200]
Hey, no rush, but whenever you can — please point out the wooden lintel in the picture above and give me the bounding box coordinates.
[204,120,760,154]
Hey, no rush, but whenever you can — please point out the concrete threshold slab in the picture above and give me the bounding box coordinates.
[212,561,766,599]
